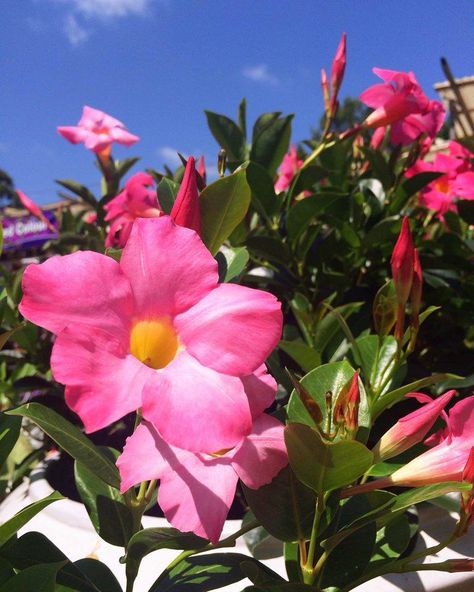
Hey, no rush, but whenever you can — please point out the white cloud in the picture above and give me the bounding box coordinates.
[70,0,152,19]
[157,146,184,167]
[242,63,279,86]
[64,13,90,46]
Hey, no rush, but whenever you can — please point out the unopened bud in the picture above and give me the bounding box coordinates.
[445,558,474,572]
[217,149,227,177]
[321,68,330,116]
[333,371,360,434]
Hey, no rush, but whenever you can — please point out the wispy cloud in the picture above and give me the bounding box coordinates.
[242,63,279,86]
[64,14,90,46]
[69,0,152,19]
[157,146,183,167]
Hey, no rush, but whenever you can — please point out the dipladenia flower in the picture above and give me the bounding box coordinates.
[391,216,415,339]
[58,106,139,154]
[117,366,287,542]
[372,390,456,461]
[170,156,201,234]
[275,145,304,193]
[360,69,444,145]
[16,190,57,233]
[104,172,162,248]
[19,217,282,453]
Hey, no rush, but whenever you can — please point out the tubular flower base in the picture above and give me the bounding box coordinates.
[19,216,283,453]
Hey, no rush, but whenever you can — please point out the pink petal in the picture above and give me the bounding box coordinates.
[360,83,394,108]
[109,128,140,146]
[448,397,474,438]
[231,414,287,488]
[20,251,133,337]
[52,325,152,432]
[117,422,238,542]
[241,365,277,419]
[175,283,282,376]
[83,132,111,153]
[142,350,252,453]
[120,217,218,318]
[57,126,88,144]
[79,106,111,128]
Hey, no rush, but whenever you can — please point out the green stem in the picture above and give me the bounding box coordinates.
[302,495,325,585]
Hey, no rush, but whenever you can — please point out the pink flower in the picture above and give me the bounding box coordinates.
[104,172,162,248]
[385,395,474,487]
[19,217,282,453]
[84,211,97,224]
[372,390,456,461]
[361,69,444,145]
[275,145,304,193]
[58,106,139,154]
[117,366,287,542]
[170,156,201,235]
[16,190,57,233]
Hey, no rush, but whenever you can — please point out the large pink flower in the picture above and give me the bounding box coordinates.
[275,145,304,193]
[117,366,287,542]
[361,69,444,145]
[58,106,139,153]
[104,172,162,248]
[19,217,282,453]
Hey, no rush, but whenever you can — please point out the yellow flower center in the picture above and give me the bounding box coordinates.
[130,318,179,369]
[434,178,450,194]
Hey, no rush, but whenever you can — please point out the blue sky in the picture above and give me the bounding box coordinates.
[1,0,474,204]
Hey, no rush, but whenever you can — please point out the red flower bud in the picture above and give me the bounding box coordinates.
[331,33,347,101]
[171,156,201,234]
[391,217,415,339]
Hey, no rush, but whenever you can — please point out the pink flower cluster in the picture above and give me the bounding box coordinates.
[406,141,474,216]
[361,68,445,146]
[20,214,286,541]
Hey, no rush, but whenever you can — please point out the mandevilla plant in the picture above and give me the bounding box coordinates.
[0,32,474,592]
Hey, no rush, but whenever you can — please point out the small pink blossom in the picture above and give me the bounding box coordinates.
[104,172,162,248]
[58,106,139,154]
[361,69,444,145]
[19,217,282,453]
[275,145,304,193]
[16,190,57,233]
[117,366,287,542]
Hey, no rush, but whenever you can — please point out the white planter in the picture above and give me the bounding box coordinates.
[1,468,473,592]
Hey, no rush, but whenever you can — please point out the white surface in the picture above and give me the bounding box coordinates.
[1,473,473,591]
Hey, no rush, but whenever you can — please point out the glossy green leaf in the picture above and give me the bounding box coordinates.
[73,559,122,592]
[285,423,373,494]
[286,194,345,244]
[242,466,316,542]
[157,177,179,214]
[392,482,470,512]
[7,403,120,488]
[243,517,283,561]
[279,340,321,373]
[313,302,363,356]
[200,168,251,255]
[0,561,66,592]
[55,179,97,207]
[205,111,246,163]
[75,452,134,547]
[0,413,21,469]
[250,114,293,175]
[0,491,63,546]
[239,559,285,586]
[242,585,314,592]
[216,246,249,282]
[245,161,278,218]
[245,236,291,265]
[125,527,208,589]
[0,323,25,351]
[283,542,300,583]
[350,335,398,396]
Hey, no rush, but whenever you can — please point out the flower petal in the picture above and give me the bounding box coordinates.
[20,251,133,337]
[52,325,152,432]
[142,350,252,453]
[117,422,237,543]
[231,414,287,489]
[242,365,277,419]
[57,126,88,144]
[175,283,282,376]
[120,217,218,318]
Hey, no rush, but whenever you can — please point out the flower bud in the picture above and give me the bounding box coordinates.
[333,371,360,435]
[170,156,201,234]
[444,558,474,572]
[391,217,415,339]
[321,68,330,116]
[330,33,347,107]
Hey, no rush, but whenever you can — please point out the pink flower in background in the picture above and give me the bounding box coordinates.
[117,366,287,542]
[104,172,162,247]
[372,390,456,461]
[58,106,139,154]
[16,190,57,233]
[20,217,282,453]
[170,156,201,234]
[361,69,444,145]
[275,145,304,193]
[406,141,474,216]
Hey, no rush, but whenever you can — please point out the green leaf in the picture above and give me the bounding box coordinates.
[392,482,470,512]
[148,552,251,591]
[242,466,316,542]
[115,157,140,180]
[285,423,373,494]
[75,451,134,547]
[245,236,291,265]
[200,168,251,255]
[238,98,247,140]
[125,527,208,589]
[350,335,398,396]
[0,413,21,469]
[205,111,246,163]
[283,542,300,583]
[286,194,345,244]
[313,302,363,355]
[400,171,444,200]
[287,361,370,434]
[216,246,249,282]
[0,323,26,351]
[250,114,293,175]
[458,199,474,224]
[55,179,97,207]
[245,161,278,218]
[0,561,66,592]
[7,403,120,488]
[242,586,314,592]
[157,178,180,215]
[278,341,321,373]
[0,492,63,546]
[369,512,413,569]
[243,515,283,561]
[0,559,13,586]
[73,559,122,592]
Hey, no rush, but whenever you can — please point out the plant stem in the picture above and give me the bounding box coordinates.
[302,494,325,585]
